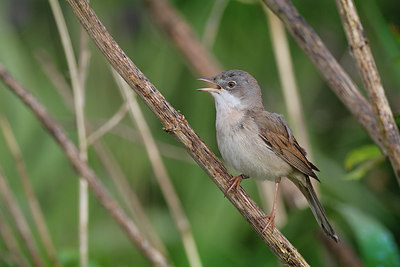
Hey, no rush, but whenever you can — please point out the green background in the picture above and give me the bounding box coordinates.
[0,0,399,266]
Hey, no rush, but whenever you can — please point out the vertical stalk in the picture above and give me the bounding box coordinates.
[47,0,89,265]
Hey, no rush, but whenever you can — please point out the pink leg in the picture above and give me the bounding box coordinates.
[262,180,280,232]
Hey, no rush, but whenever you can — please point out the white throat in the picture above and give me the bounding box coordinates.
[212,90,243,113]
[212,90,245,131]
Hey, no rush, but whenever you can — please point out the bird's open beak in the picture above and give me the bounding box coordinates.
[196,78,221,93]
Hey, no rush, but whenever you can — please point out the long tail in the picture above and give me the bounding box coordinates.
[292,176,338,242]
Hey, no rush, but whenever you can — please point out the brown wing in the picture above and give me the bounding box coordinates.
[249,110,320,180]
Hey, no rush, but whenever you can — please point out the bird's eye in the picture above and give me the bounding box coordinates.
[227,81,236,89]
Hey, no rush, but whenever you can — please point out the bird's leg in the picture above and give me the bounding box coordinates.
[227,174,249,193]
[262,179,280,232]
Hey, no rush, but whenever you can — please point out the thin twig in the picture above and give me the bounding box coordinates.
[0,62,169,267]
[91,120,196,164]
[0,170,43,267]
[202,0,230,49]
[263,5,312,156]
[92,141,168,255]
[37,50,167,257]
[335,0,400,184]
[78,27,91,91]
[0,210,28,267]
[263,4,310,213]
[37,51,192,165]
[35,51,74,111]
[114,71,203,267]
[142,0,222,77]
[261,0,384,155]
[261,3,364,262]
[37,52,193,166]
[63,1,309,265]
[87,104,128,146]
[48,1,90,265]
[0,117,62,267]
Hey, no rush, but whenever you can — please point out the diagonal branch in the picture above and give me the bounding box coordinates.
[335,0,400,184]
[0,117,62,267]
[86,103,128,145]
[63,0,309,265]
[92,141,168,255]
[0,170,43,267]
[142,0,222,77]
[0,63,169,267]
[261,0,384,155]
[0,210,29,267]
[114,71,202,267]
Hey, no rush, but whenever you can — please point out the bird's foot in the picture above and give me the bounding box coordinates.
[262,213,276,232]
[227,174,246,193]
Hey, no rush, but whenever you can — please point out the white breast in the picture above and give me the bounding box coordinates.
[212,92,292,181]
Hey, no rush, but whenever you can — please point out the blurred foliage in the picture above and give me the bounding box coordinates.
[0,0,399,266]
[345,145,384,180]
[340,206,400,267]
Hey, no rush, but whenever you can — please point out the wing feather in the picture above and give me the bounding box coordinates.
[250,110,320,180]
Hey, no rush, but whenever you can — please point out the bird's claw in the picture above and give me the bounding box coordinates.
[227,175,244,193]
[262,214,276,233]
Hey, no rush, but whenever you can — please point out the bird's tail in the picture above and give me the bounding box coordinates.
[291,176,338,242]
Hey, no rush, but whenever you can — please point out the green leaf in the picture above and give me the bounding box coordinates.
[345,145,382,170]
[340,206,400,267]
[235,0,258,4]
[345,156,384,180]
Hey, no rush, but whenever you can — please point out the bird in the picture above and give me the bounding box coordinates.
[197,69,338,242]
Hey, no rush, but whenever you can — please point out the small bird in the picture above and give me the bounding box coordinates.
[198,70,338,242]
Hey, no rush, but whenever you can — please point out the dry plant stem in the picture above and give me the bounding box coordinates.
[261,0,384,154]
[336,0,400,183]
[264,6,311,156]
[78,28,91,89]
[64,1,308,265]
[142,0,222,77]
[35,51,75,111]
[114,72,202,267]
[99,122,195,164]
[263,4,361,262]
[92,141,167,255]
[202,0,229,49]
[0,170,43,267]
[87,104,129,145]
[0,117,62,267]
[0,63,169,267]
[263,4,310,211]
[0,211,28,267]
[48,0,89,265]
[39,52,167,256]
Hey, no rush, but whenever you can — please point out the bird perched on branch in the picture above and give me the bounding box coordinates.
[198,69,338,242]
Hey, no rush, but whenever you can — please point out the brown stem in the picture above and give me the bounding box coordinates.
[0,210,29,267]
[0,63,169,267]
[0,170,44,267]
[63,1,309,265]
[114,72,202,267]
[261,0,385,155]
[37,51,168,257]
[142,0,222,77]
[335,0,400,184]
[0,117,62,267]
[92,141,168,255]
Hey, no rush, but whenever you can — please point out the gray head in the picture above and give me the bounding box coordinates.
[198,70,264,110]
